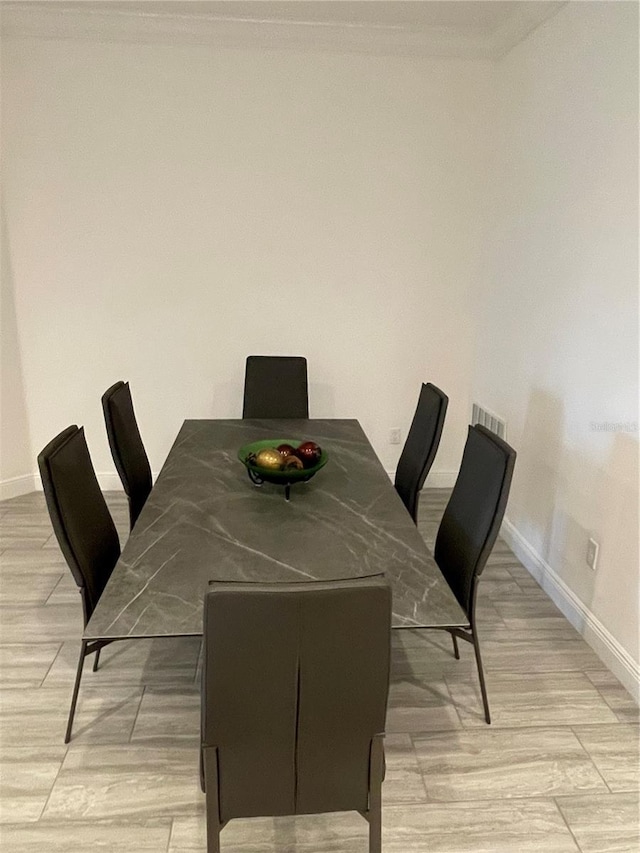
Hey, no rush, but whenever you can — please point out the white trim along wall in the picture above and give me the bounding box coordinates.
[502,518,640,703]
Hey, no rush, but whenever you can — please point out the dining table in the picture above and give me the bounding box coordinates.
[84,418,467,642]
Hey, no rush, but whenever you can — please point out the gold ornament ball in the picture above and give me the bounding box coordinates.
[254,448,283,470]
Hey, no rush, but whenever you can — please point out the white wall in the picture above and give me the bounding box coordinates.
[1,207,33,494]
[1,37,492,484]
[473,1,639,688]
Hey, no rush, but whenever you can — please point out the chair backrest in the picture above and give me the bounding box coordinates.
[242,355,309,419]
[202,576,391,822]
[101,381,152,529]
[394,383,448,523]
[434,424,516,619]
[37,426,121,623]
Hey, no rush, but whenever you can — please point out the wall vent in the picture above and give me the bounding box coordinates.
[471,403,507,441]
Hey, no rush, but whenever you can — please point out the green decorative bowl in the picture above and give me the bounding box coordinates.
[238,439,328,498]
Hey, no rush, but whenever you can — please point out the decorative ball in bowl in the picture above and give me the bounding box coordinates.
[238,439,328,489]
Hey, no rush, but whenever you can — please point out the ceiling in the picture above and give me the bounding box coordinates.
[59,2,539,31]
[1,1,567,59]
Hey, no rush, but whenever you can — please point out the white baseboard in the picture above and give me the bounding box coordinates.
[385,470,457,489]
[502,517,640,704]
[9,468,451,497]
[0,471,128,499]
[0,474,39,501]
[424,471,457,489]
[1,465,452,497]
[94,472,127,492]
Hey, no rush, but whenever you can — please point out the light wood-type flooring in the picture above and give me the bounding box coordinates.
[0,489,638,852]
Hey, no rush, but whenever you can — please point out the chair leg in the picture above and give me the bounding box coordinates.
[449,630,460,660]
[368,735,384,853]
[206,815,221,853]
[471,629,491,724]
[92,647,101,672]
[203,746,221,853]
[65,640,87,744]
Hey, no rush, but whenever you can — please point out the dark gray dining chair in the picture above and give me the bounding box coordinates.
[394,383,448,524]
[242,355,309,419]
[37,426,121,742]
[434,424,516,723]
[201,576,392,853]
[102,381,152,530]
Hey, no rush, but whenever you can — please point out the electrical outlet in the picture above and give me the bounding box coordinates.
[586,538,599,571]
[389,428,402,445]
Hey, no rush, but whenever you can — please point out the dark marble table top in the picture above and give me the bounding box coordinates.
[85,419,466,640]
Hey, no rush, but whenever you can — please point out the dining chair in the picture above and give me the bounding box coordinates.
[242,355,309,419]
[434,424,516,724]
[201,576,392,853]
[102,380,152,530]
[37,425,121,743]
[394,383,448,524]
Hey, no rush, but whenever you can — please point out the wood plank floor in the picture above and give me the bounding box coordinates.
[0,489,637,852]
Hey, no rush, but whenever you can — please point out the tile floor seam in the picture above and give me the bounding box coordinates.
[37,743,69,823]
[569,725,619,795]
[192,639,203,686]
[591,682,637,721]
[412,721,612,736]
[38,640,65,687]
[43,574,70,606]
[40,534,55,551]
[409,738,430,803]
[551,794,585,853]
[406,789,609,807]
[129,683,149,742]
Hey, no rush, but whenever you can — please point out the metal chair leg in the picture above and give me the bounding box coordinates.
[203,746,221,853]
[368,734,384,853]
[92,647,101,672]
[65,640,87,743]
[471,629,491,724]
[450,631,460,660]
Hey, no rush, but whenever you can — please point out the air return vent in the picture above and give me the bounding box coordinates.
[471,403,507,441]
